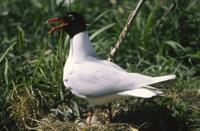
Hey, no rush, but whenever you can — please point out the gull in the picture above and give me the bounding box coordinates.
[47,12,175,125]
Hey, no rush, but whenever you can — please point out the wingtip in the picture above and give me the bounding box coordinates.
[170,74,176,79]
[152,74,176,84]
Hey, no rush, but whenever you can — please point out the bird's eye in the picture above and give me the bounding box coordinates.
[69,14,73,17]
[68,14,75,20]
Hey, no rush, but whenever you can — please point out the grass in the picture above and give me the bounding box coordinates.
[0,0,200,130]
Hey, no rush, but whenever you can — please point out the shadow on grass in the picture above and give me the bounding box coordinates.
[112,103,188,131]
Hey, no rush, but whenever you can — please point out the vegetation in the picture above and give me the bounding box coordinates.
[0,0,199,130]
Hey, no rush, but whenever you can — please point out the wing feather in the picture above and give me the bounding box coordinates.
[64,59,175,97]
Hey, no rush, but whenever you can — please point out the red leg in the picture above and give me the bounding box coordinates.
[87,107,93,126]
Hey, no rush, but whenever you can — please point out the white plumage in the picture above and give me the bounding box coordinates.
[63,32,175,106]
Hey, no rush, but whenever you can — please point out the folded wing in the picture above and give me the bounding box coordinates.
[65,59,175,98]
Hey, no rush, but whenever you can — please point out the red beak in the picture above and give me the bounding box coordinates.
[46,18,68,34]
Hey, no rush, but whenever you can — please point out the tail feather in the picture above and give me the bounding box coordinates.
[118,86,163,98]
[117,75,175,98]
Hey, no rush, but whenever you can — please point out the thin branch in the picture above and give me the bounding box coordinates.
[108,0,146,61]
[155,3,175,28]
[155,0,180,29]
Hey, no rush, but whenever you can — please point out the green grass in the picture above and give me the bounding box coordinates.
[0,0,200,130]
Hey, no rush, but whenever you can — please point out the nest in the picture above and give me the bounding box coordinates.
[35,115,138,131]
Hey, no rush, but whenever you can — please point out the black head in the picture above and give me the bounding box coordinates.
[46,12,86,38]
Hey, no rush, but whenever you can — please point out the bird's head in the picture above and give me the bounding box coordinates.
[46,12,86,38]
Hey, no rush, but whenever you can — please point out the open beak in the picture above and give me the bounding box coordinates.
[46,18,68,34]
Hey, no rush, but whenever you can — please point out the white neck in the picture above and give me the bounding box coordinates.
[68,32,97,60]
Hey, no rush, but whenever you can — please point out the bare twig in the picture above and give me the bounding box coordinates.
[108,0,146,61]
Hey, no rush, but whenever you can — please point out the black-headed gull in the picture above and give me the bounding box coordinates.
[47,12,175,124]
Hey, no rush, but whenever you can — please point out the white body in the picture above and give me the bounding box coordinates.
[63,32,175,106]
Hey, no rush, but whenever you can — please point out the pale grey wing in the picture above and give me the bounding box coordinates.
[101,60,125,71]
[66,60,156,97]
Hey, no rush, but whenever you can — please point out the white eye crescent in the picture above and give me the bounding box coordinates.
[69,14,75,20]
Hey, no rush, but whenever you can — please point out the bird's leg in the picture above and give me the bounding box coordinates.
[108,102,112,122]
[87,107,93,126]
